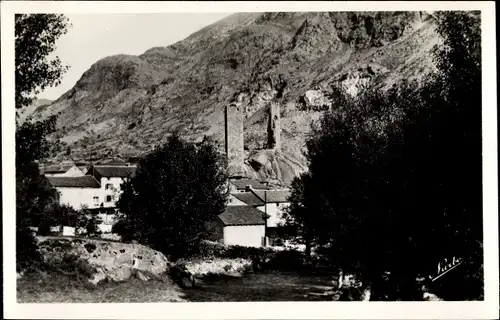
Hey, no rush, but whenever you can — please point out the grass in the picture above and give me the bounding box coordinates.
[17,271,337,303]
[17,274,185,303]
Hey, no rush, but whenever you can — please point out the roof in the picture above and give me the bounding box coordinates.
[90,165,137,178]
[47,176,101,188]
[254,190,291,203]
[229,178,270,190]
[40,164,74,174]
[232,192,265,206]
[218,205,266,226]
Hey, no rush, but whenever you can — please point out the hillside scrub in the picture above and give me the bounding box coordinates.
[284,11,482,300]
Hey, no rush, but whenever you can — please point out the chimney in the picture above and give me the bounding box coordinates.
[267,101,281,151]
[224,103,245,178]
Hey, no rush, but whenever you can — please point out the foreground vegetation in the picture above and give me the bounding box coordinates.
[283,11,482,300]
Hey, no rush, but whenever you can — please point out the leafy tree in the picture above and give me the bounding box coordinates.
[115,133,228,258]
[285,11,481,300]
[15,14,70,271]
[15,14,70,109]
[16,117,60,270]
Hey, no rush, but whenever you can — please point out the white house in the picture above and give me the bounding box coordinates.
[86,165,136,208]
[206,205,266,247]
[46,175,102,210]
[231,188,291,246]
[85,164,137,226]
[45,164,137,233]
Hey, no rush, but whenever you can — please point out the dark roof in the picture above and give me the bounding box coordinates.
[90,165,136,178]
[232,192,265,206]
[254,190,291,203]
[40,164,74,174]
[47,176,101,188]
[229,178,270,190]
[219,206,266,226]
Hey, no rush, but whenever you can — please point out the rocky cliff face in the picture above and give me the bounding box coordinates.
[33,12,441,186]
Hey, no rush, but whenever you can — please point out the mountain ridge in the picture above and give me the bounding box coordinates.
[32,11,442,186]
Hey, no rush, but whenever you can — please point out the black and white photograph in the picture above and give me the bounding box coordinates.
[2,1,498,319]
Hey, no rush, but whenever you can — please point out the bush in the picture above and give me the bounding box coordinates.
[266,250,305,271]
[194,241,307,272]
[16,224,42,272]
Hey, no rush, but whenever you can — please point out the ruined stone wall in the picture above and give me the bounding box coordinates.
[267,101,281,151]
[224,104,245,177]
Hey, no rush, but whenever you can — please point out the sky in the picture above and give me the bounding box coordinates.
[40,13,233,100]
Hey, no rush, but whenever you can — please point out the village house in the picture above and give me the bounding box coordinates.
[205,205,266,247]
[230,188,291,246]
[85,164,136,208]
[46,175,102,210]
[85,164,137,227]
[43,163,137,234]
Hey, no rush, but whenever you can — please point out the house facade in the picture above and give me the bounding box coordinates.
[44,163,137,233]
[46,176,102,210]
[86,165,136,207]
[206,206,266,247]
[85,164,137,226]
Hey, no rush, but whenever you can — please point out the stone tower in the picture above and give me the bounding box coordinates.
[224,103,245,177]
[267,101,281,151]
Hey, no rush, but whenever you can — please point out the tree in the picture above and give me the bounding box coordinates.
[281,172,314,258]
[76,206,103,238]
[16,116,60,271]
[115,134,228,258]
[15,14,70,109]
[15,14,70,271]
[285,11,482,300]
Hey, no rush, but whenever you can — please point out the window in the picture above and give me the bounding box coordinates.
[93,196,99,205]
[105,183,113,190]
[106,195,112,202]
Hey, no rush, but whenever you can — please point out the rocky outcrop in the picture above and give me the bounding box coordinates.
[37,237,171,285]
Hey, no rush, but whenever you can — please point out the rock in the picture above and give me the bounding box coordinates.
[107,265,133,282]
[88,267,106,285]
[302,89,332,111]
[135,269,151,281]
[16,272,24,280]
[423,291,443,301]
[37,237,171,285]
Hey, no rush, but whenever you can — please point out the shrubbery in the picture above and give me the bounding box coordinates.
[192,241,308,273]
